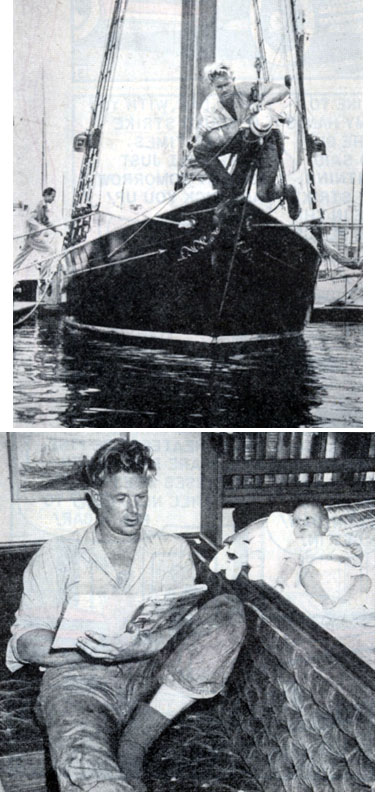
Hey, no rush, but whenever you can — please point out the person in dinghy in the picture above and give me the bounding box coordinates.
[192,61,301,220]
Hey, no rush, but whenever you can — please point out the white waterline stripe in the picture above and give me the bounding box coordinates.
[64,317,301,344]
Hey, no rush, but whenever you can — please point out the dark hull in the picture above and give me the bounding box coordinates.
[64,194,320,346]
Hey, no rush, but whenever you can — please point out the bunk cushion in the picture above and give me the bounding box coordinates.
[0,544,46,766]
[326,500,375,530]
[0,671,43,756]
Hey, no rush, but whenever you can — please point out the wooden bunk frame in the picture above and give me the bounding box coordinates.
[201,432,375,545]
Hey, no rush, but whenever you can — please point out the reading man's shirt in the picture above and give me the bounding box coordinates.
[6,522,196,672]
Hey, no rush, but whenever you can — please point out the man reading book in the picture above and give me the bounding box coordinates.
[7,438,246,792]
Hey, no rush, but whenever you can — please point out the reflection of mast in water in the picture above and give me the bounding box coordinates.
[195,335,324,428]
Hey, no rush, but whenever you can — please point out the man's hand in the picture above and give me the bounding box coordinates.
[76,624,179,663]
[249,101,262,114]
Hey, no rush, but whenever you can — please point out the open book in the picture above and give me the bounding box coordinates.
[52,584,207,649]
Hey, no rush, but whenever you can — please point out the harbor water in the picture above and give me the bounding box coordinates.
[13,316,362,428]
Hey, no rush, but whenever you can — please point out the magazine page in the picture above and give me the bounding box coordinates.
[52,585,207,648]
[52,594,144,649]
[127,584,208,633]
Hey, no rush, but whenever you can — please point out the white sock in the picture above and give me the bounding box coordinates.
[149,683,196,720]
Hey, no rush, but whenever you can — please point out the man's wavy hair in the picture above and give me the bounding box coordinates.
[86,438,156,489]
[204,61,235,84]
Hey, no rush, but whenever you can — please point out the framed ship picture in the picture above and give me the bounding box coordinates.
[7,432,129,502]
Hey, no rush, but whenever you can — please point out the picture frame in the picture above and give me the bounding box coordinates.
[7,432,129,502]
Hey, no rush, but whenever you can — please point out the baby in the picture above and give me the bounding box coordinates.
[274,503,371,609]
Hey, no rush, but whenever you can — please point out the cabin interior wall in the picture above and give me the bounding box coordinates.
[0,432,201,544]
[128,431,201,534]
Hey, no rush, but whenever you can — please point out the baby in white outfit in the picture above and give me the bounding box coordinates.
[274,503,371,609]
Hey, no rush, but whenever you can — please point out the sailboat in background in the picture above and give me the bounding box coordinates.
[16,0,327,347]
[13,68,66,321]
[314,173,363,316]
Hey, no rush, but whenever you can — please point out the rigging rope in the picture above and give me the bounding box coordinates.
[13,210,96,241]
[214,158,259,333]
[14,86,324,289]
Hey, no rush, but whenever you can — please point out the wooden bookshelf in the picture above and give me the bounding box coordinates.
[201,432,375,544]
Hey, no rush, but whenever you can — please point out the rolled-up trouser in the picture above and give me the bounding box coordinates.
[193,129,283,201]
[36,594,246,792]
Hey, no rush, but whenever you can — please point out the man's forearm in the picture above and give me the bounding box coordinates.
[17,629,85,667]
[261,83,289,106]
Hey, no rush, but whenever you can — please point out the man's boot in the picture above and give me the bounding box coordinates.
[285,184,301,221]
[118,703,170,792]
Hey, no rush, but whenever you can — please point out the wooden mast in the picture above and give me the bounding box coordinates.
[66,0,129,246]
[349,176,355,253]
[41,66,47,193]
[178,0,216,170]
[289,0,318,210]
[356,169,363,260]
[251,0,269,81]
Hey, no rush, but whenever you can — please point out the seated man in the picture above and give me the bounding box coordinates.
[6,438,245,792]
[192,61,300,220]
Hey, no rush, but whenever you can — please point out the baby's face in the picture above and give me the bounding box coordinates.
[292,504,326,537]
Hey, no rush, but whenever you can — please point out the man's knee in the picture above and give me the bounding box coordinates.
[201,594,246,638]
[192,142,212,166]
[256,178,279,203]
[256,184,271,203]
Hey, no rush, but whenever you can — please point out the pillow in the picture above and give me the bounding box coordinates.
[209,520,267,580]
[247,512,295,584]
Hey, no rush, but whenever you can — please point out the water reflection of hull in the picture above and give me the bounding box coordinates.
[60,325,324,427]
[64,192,320,347]
[14,314,362,428]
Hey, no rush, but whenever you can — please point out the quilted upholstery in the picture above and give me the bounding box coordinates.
[326,500,375,530]
[0,673,43,756]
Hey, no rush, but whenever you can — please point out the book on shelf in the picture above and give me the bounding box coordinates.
[243,433,257,487]
[323,431,337,483]
[221,432,233,460]
[264,432,279,484]
[244,433,257,460]
[298,431,314,483]
[255,433,267,486]
[52,584,207,649]
[366,435,375,482]
[312,432,328,483]
[275,432,290,484]
[231,434,245,488]
[288,432,302,483]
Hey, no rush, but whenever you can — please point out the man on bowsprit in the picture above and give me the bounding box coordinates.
[7,438,246,792]
[193,61,301,220]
